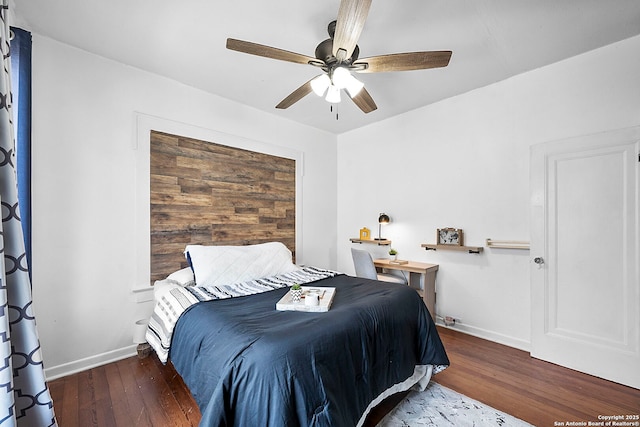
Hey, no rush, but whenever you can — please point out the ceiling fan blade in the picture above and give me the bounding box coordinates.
[332,0,372,62]
[275,80,314,109]
[354,51,452,73]
[226,38,316,65]
[348,87,377,113]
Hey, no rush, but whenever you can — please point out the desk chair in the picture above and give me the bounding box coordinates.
[351,248,407,284]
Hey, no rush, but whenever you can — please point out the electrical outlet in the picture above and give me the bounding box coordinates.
[443,316,461,326]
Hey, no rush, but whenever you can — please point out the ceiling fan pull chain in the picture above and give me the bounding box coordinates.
[329,104,339,120]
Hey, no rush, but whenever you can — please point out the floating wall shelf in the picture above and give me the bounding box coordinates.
[350,238,391,246]
[421,243,483,254]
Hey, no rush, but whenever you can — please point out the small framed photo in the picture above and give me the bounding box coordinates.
[359,227,371,240]
[437,228,464,246]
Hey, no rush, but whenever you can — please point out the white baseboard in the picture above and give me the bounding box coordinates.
[44,345,138,381]
[436,320,531,353]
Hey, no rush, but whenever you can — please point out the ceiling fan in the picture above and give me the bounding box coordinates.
[226,0,452,114]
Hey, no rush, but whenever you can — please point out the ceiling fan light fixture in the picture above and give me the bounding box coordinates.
[332,66,364,97]
[325,84,341,103]
[310,74,331,97]
[345,76,364,97]
[331,66,351,89]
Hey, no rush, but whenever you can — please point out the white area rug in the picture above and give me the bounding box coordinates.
[377,382,535,427]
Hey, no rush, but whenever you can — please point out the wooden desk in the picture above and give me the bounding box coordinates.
[373,259,439,321]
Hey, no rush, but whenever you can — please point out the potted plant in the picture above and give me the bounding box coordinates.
[290,283,303,302]
[388,248,398,261]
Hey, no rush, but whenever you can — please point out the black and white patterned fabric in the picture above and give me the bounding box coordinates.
[0,2,57,425]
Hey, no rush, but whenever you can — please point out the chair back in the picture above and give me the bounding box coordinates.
[351,248,378,280]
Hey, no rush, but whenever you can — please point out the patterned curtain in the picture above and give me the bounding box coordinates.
[0,1,57,426]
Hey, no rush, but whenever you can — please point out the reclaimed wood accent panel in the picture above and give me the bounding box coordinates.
[150,131,296,284]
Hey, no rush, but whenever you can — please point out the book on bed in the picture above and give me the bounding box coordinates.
[276,286,336,312]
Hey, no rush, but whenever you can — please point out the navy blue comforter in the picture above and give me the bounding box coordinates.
[170,273,449,426]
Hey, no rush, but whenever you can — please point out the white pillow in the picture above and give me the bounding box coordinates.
[185,242,299,287]
[153,279,181,302]
[166,267,195,286]
[153,268,195,302]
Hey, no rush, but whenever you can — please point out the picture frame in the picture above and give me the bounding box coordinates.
[359,227,371,240]
[437,228,464,246]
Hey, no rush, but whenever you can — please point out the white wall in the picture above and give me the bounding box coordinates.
[337,35,640,350]
[23,22,640,377]
[29,35,338,378]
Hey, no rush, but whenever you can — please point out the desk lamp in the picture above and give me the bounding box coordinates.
[376,213,390,240]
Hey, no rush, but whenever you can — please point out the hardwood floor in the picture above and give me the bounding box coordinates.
[48,353,200,426]
[48,327,639,426]
[434,327,639,426]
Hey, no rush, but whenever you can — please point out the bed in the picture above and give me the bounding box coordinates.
[146,242,449,426]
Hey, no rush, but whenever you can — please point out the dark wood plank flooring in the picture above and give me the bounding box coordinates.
[49,327,639,426]
[434,327,639,426]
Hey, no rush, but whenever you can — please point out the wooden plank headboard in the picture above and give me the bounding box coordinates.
[149,130,296,283]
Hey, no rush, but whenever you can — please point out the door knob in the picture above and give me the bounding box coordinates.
[533,257,544,265]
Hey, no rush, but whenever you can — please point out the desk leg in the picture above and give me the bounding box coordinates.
[408,272,435,321]
[422,271,437,322]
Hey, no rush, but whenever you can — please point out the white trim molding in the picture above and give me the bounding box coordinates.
[45,345,138,381]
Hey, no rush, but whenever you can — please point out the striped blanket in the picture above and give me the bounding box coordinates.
[146,266,338,363]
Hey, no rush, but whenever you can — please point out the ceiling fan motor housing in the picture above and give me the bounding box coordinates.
[315,39,360,66]
[315,21,360,67]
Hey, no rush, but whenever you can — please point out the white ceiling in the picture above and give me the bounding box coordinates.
[13,0,640,134]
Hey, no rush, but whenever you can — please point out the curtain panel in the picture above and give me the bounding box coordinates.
[0,1,57,425]
[10,27,31,279]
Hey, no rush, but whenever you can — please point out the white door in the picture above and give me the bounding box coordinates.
[530,126,640,389]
